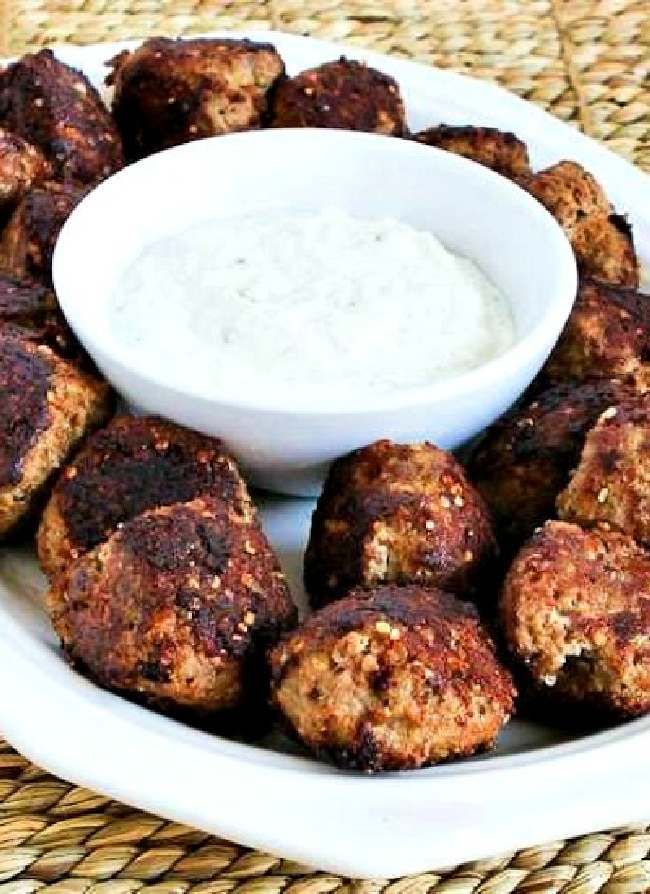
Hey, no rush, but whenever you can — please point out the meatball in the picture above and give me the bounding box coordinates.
[0,49,123,186]
[467,377,637,551]
[0,334,111,539]
[0,128,51,210]
[270,584,515,772]
[557,393,650,545]
[500,520,650,718]
[572,212,638,288]
[0,273,57,325]
[0,274,82,361]
[47,497,297,714]
[540,278,650,386]
[414,124,530,181]
[0,181,86,286]
[304,440,497,609]
[522,160,610,234]
[107,37,285,161]
[522,160,639,287]
[38,414,255,579]
[270,58,406,136]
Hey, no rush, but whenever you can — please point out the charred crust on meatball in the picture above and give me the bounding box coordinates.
[0,274,56,321]
[0,336,50,486]
[107,37,285,161]
[0,181,86,286]
[539,278,650,386]
[500,520,650,718]
[47,497,296,714]
[467,376,639,549]
[270,57,406,135]
[276,586,482,669]
[270,585,515,772]
[0,334,112,539]
[521,160,639,287]
[0,49,123,185]
[37,414,254,578]
[0,274,83,361]
[116,506,291,660]
[304,440,497,609]
[413,124,530,180]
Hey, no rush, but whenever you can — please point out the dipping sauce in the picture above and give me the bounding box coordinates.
[110,208,514,398]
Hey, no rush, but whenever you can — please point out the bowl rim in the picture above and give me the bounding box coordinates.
[52,127,579,417]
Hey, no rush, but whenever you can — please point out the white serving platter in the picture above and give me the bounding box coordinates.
[1,29,650,880]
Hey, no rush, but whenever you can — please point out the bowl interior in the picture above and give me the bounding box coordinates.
[53,128,577,413]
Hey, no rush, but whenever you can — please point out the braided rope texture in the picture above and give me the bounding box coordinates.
[3,0,650,170]
[2,0,650,889]
[1,739,650,892]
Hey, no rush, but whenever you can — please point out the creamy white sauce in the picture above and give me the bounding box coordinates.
[110,208,514,398]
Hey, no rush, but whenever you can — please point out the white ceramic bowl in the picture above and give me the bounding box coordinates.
[53,128,577,495]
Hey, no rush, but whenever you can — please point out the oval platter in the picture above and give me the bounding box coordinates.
[1,29,650,880]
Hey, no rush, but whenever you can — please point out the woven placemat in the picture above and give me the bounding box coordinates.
[1,734,650,893]
[2,0,650,889]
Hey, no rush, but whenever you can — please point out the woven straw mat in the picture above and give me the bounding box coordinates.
[2,0,650,891]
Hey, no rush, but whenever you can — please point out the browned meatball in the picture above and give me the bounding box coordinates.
[414,124,530,181]
[38,414,255,579]
[47,497,297,714]
[107,37,285,161]
[0,181,86,285]
[0,334,111,540]
[270,58,406,136]
[0,274,82,361]
[467,377,637,551]
[522,160,639,287]
[500,520,650,718]
[557,393,650,545]
[0,274,56,325]
[540,279,650,386]
[522,160,610,234]
[270,584,515,772]
[304,440,497,609]
[0,128,51,209]
[572,212,638,288]
[0,49,123,186]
